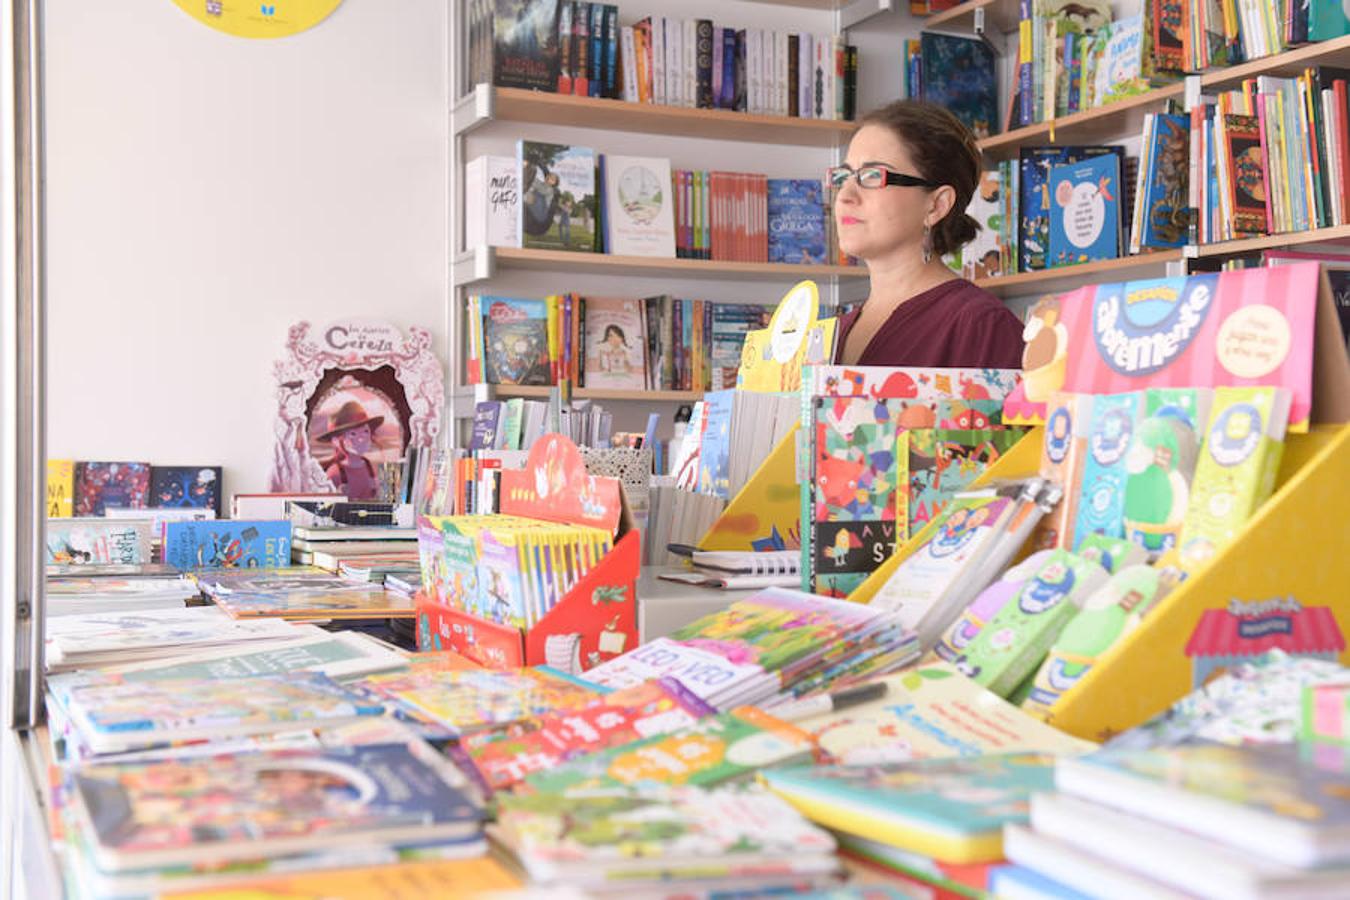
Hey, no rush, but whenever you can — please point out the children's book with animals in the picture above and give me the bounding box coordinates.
[1047,153,1121,266]
[478,296,553,386]
[162,521,292,570]
[150,466,223,516]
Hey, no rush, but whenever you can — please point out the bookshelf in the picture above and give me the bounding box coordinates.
[924,0,1020,34]
[977,84,1186,157]
[453,246,866,288]
[1192,223,1350,258]
[1199,33,1350,88]
[491,385,704,403]
[974,249,1185,297]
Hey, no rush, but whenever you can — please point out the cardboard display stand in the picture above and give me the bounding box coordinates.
[415,434,640,674]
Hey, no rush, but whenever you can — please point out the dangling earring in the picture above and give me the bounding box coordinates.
[922,224,933,264]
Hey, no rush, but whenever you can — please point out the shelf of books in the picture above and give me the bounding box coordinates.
[974,249,1184,297]
[492,384,703,402]
[457,84,859,147]
[1199,32,1350,88]
[1192,222,1350,258]
[978,84,1185,157]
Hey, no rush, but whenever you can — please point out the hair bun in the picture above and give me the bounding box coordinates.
[935,212,980,257]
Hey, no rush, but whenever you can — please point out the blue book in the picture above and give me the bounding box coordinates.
[163,520,292,570]
[919,32,998,139]
[767,179,826,265]
[1047,153,1121,268]
[698,389,735,500]
[1071,392,1142,550]
[1139,114,1191,249]
[149,466,222,516]
[1020,145,1122,271]
[990,865,1093,899]
[480,296,552,386]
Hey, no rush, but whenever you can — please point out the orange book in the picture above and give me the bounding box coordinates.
[163,858,520,899]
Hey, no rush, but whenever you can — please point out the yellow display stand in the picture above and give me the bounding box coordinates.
[697,427,802,552]
[848,423,1350,742]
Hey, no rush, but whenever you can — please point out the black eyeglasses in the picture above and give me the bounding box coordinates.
[826,165,941,191]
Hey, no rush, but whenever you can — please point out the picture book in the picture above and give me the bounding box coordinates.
[210,587,416,621]
[1019,146,1120,271]
[1096,15,1151,103]
[1138,113,1190,248]
[492,0,562,91]
[1223,114,1268,238]
[767,178,826,264]
[1071,391,1143,550]
[72,741,482,872]
[158,859,521,899]
[1022,564,1168,720]
[44,610,307,673]
[55,671,385,755]
[469,402,503,451]
[1047,153,1120,267]
[1034,392,1090,549]
[1075,533,1147,573]
[524,706,815,795]
[150,466,223,516]
[906,428,1023,534]
[162,521,292,570]
[47,458,74,517]
[1178,386,1291,573]
[698,389,735,498]
[581,296,647,390]
[581,636,768,708]
[763,753,1060,863]
[1056,742,1350,867]
[1311,0,1350,39]
[495,785,837,888]
[74,462,151,516]
[519,141,596,253]
[602,155,675,257]
[480,296,552,386]
[795,664,1092,766]
[956,549,1111,698]
[46,519,153,567]
[1121,387,1210,554]
[932,549,1058,664]
[918,32,998,139]
[960,170,1003,280]
[465,154,520,249]
[736,281,837,394]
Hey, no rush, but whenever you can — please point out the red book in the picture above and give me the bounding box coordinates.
[1337,80,1350,222]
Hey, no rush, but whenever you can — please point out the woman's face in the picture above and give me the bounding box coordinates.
[834,124,938,262]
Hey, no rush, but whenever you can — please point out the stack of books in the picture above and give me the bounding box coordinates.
[290,523,418,571]
[197,568,417,621]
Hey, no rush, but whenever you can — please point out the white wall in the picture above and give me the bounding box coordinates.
[44,1,448,496]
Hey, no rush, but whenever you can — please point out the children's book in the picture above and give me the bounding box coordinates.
[44,609,310,672]
[1071,392,1142,550]
[918,32,998,139]
[469,402,503,451]
[74,462,151,516]
[71,741,482,872]
[698,389,735,498]
[602,155,676,257]
[156,858,521,899]
[1047,153,1120,267]
[519,141,596,253]
[1034,393,1090,549]
[1019,146,1121,271]
[47,458,75,517]
[46,519,153,567]
[907,428,1023,535]
[210,587,416,621]
[1121,387,1210,554]
[492,0,562,91]
[580,636,767,708]
[525,706,815,795]
[763,753,1061,864]
[1311,0,1350,39]
[581,296,648,389]
[1138,113,1190,248]
[150,466,223,516]
[1178,386,1291,573]
[767,179,826,264]
[465,154,521,249]
[961,170,1003,280]
[162,521,292,570]
[480,296,552,386]
[1223,114,1268,237]
[932,549,1058,664]
[1074,533,1147,573]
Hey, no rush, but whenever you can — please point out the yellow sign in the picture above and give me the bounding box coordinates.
[170,0,343,39]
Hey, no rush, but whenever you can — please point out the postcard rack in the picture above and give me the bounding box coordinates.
[415,433,640,674]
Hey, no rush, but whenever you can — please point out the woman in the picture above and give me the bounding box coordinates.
[830,101,1023,369]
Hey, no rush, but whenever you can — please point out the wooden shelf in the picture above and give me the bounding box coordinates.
[459,85,856,147]
[926,0,1020,34]
[1201,34,1350,90]
[1194,223,1350,258]
[490,384,703,403]
[978,83,1185,157]
[454,245,868,286]
[975,250,1184,297]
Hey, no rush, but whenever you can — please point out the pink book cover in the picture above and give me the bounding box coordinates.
[1256,93,1276,235]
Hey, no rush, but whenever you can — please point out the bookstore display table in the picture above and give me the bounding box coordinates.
[637,567,759,642]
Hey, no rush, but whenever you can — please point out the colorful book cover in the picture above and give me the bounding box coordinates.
[1047,153,1120,267]
[46,519,152,566]
[492,0,562,92]
[150,466,223,516]
[907,428,1023,534]
[736,281,836,394]
[161,858,521,899]
[918,33,998,139]
[74,462,151,516]
[602,155,675,257]
[762,753,1060,864]
[469,402,503,451]
[519,141,596,253]
[72,742,481,872]
[1019,146,1122,272]
[1139,113,1190,249]
[480,296,552,386]
[1121,387,1209,554]
[1310,0,1350,39]
[932,549,1059,664]
[162,520,292,570]
[1034,392,1090,550]
[961,171,1003,280]
[1097,15,1150,103]
[524,706,814,795]
[1071,392,1143,550]
[47,459,75,517]
[1223,114,1268,238]
[1177,386,1291,573]
[767,179,826,264]
[581,636,767,706]
[211,588,416,620]
[1074,533,1147,573]
[956,549,1110,698]
[698,389,734,499]
[581,296,647,390]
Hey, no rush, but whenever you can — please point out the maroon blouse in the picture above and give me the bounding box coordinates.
[835,278,1025,370]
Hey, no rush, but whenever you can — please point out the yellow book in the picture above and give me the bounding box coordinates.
[698,427,800,552]
[162,857,521,899]
[47,459,75,518]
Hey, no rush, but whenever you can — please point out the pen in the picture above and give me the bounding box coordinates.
[771,681,889,722]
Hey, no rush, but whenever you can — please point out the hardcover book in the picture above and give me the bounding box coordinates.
[465,154,521,249]
[1223,114,1269,238]
[48,459,75,518]
[1139,113,1190,249]
[1019,146,1120,272]
[150,466,223,516]
[74,462,151,516]
[918,32,998,139]
[1047,153,1121,267]
[518,141,596,253]
[602,155,676,258]
[492,0,562,91]
[581,296,648,390]
[767,179,826,265]
[480,296,552,386]
[162,520,292,570]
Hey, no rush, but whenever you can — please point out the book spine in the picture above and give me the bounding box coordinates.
[712,28,724,109]
[1018,0,1033,125]
[652,16,666,106]
[588,2,604,97]
[557,2,574,94]
[604,4,619,99]
[696,19,714,109]
[666,16,682,108]
[573,3,591,97]
[634,19,651,103]
[620,25,638,102]
[734,30,748,112]
[787,34,800,118]
[797,33,813,119]
[845,45,858,121]
[684,18,698,109]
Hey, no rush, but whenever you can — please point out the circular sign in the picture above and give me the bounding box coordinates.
[767,280,819,364]
[1215,304,1292,379]
[171,0,343,39]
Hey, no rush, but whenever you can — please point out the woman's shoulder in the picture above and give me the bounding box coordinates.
[931,279,1025,369]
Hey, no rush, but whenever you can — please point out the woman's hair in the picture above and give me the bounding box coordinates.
[858,100,982,257]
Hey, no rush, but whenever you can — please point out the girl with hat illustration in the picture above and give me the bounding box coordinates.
[318,400,383,500]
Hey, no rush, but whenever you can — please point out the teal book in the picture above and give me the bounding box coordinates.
[1071,392,1143,550]
[1310,0,1350,40]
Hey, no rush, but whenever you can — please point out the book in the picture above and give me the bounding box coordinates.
[1002,825,1190,899]
[150,466,223,516]
[918,32,998,139]
[46,519,153,567]
[581,296,647,390]
[1071,391,1143,550]
[162,521,292,570]
[932,549,1058,664]
[580,636,768,707]
[1056,742,1350,868]
[1047,153,1121,267]
[962,170,1003,280]
[1035,393,1090,549]
[602,155,676,257]
[492,0,562,91]
[210,587,416,621]
[1121,387,1210,554]
[469,401,503,451]
[1019,146,1121,272]
[1138,113,1190,249]
[762,753,1061,864]
[766,178,826,264]
[1178,386,1291,572]
[906,428,1024,535]
[72,741,482,872]
[479,296,552,386]
[519,141,596,253]
[74,462,151,516]
[47,458,75,517]
[465,154,520,249]
[156,858,521,899]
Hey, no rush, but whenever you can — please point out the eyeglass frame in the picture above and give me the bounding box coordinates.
[826,164,942,191]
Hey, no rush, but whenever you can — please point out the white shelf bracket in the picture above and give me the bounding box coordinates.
[840,0,892,31]
[452,245,496,288]
[452,83,495,137]
[973,7,1002,57]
